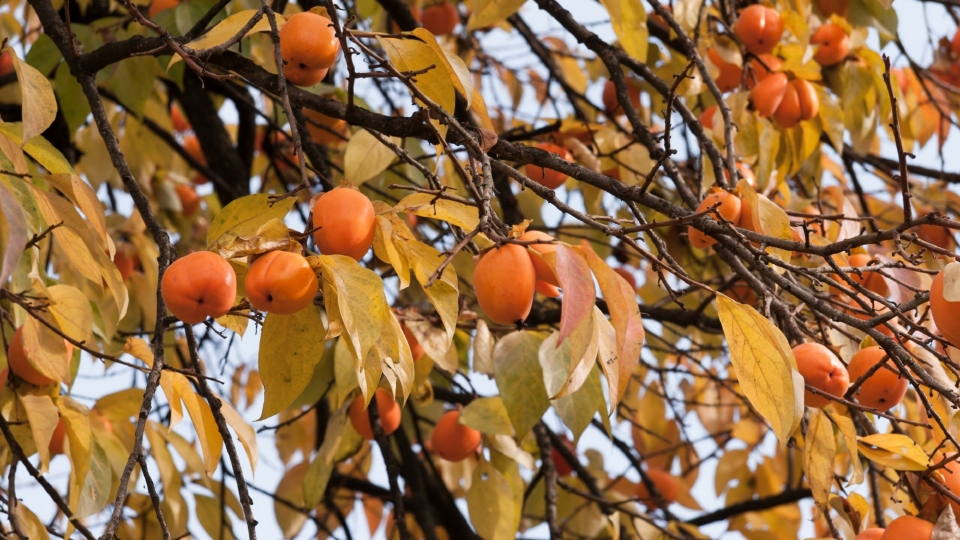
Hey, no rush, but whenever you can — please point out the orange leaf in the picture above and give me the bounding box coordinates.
[556,244,595,346]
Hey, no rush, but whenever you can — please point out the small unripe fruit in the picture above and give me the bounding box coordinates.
[792,342,850,408]
[847,346,908,412]
[348,389,402,440]
[734,5,784,55]
[525,143,573,189]
[161,251,237,324]
[473,244,536,325]
[311,187,376,260]
[431,410,481,462]
[245,251,319,315]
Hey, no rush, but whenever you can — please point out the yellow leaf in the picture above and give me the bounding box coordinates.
[400,241,459,348]
[169,10,277,70]
[30,186,102,287]
[857,433,930,471]
[43,174,106,243]
[195,494,237,540]
[275,462,310,538]
[803,409,836,507]
[494,331,550,438]
[600,0,648,63]
[13,502,50,540]
[178,383,224,477]
[206,193,295,250]
[0,180,28,286]
[460,396,516,436]
[833,414,864,485]
[21,315,71,383]
[342,129,398,186]
[472,319,495,376]
[465,0,525,31]
[373,215,411,289]
[412,27,474,107]
[76,440,111,519]
[377,34,456,132]
[318,255,387,374]
[0,123,73,173]
[391,193,480,231]
[539,309,599,399]
[47,285,93,344]
[257,307,326,420]
[213,217,300,259]
[466,459,517,540]
[6,47,57,145]
[20,394,59,472]
[219,399,258,475]
[716,295,804,444]
[58,395,93,516]
[303,402,361,507]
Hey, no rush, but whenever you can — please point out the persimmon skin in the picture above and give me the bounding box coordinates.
[934,452,960,522]
[311,187,376,260]
[148,0,179,18]
[856,528,884,540]
[114,249,139,281]
[734,5,784,55]
[879,516,933,540]
[746,54,783,88]
[421,2,459,35]
[431,410,481,462]
[348,389,402,440]
[49,418,66,455]
[917,223,954,250]
[931,269,960,346]
[0,368,7,396]
[280,13,341,72]
[535,280,561,298]
[519,230,559,286]
[636,468,679,508]
[847,346,908,412]
[304,109,347,145]
[161,251,238,324]
[792,342,850,408]
[699,105,719,130]
[183,135,206,166]
[474,244,537,326]
[772,79,818,128]
[602,79,641,115]
[750,72,788,117]
[818,0,850,18]
[847,253,888,297]
[170,105,190,132]
[400,323,425,362]
[525,143,573,189]
[175,184,201,217]
[811,24,850,67]
[688,190,743,249]
[794,79,820,120]
[244,251,319,315]
[283,65,328,87]
[707,48,743,93]
[0,51,11,77]
[953,28,960,58]
[8,327,65,386]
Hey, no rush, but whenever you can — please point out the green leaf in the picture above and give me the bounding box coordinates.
[716,295,803,444]
[342,128,398,186]
[108,56,160,118]
[20,394,59,472]
[55,62,90,135]
[24,34,61,76]
[460,396,516,436]
[466,459,517,540]
[494,331,549,438]
[6,47,58,145]
[257,307,326,420]
[803,409,836,507]
[207,193,295,250]
[600,0,648,63]
[553,363,605,443]
[465,0,526,31]
[169,9,274,70]
[857,433,930,471]
[303,401,362,507]
[76,440,112,519]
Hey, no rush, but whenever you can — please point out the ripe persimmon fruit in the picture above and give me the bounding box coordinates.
[856,529,884,540]
[707,48,743,93]
[284,65,328,88]
[750,72,788,118]
[148,0,179,18]
[636,468,679,508]
[847,253,889,297]
[772,79,819,128]
[421,2,459,35]
[0,51,11,77]
[746,54,783,88]
[400,322,425,361]
[932,452,960,522]
[811,24,850,67]
[602,79,641,115]
[7,326,67,386]
[161,251,237,324]
[847,346,908,412]
[348,388,402,440]
[474,244,536,325]
[114,246,140,282]
[431,409,481,462]
[49,418,66,455]
[304,108,347,145]
[953,28,960,58]
[793,342,850,408]
[930,268,960,346]
[245,251,319,315]
[519,230,559,286]
[535,280,561,298]
[183,134,206,166]
[818,0,849,18]
[879,515,933,540]
[175,184,201,217]
[0,367,8,396]
[525,143,573,189]
[171,104,190,132]
[688,189,743,249]
[280,12,341,72]
[699,105,719,131]
[734,5,784,55]
[311,186,377,260]
[917,223,954,250]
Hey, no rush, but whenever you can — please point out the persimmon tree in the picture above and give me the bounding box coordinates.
[2,0,960,538]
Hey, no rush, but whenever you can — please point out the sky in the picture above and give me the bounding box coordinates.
[12,0,960,539]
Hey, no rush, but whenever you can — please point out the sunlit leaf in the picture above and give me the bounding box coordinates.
[494,331,549,438]
[258,307,326,420]
[857,433,930,471]
[6,47,57,144]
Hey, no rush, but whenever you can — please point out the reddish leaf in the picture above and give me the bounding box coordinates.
[556,244,595,346]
